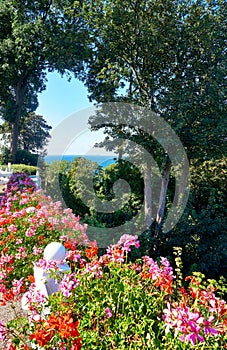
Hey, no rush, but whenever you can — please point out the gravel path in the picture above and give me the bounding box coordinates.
[0,300,26,349]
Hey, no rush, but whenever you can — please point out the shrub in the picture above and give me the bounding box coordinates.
[2,164,38,175]
[155,157,227,280]
[0,173,88,293]
[0,178,226,349]
[14,150,39,166]
[0,146,11,164]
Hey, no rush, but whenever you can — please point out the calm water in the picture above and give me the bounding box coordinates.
[45,154,117,168]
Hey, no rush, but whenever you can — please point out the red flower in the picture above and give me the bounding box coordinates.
[30,312,82,349]
[30,327,54,347]
[86,241,98,259]
[28,275,35,283]
[2,247,8,254]
[64,240,77,251]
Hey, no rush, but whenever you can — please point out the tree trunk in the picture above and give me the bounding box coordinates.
[155,161,172,237]
[144,161,152,230]
[10,84,25,163]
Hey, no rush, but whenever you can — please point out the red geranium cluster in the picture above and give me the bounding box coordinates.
[30,312,82,349]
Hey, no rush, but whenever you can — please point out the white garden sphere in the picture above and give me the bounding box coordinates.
[44,242,66,261]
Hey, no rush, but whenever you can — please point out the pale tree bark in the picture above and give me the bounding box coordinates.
[155,161,172,237]
[144,161,152,230]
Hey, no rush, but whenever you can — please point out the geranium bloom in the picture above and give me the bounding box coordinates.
[59,273,80,297]
[105,307,112,318]
[12,277,24,294]
[85,241,98,259]
[163,302,219,345]
[30,313,82,348]
[82,260,103,278]
[117,234,140,251]
[7,224,17,233]
[141,256,174,293]
[0,320,6,341]
[105,247,124,263]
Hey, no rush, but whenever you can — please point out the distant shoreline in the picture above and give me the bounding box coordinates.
[44,154,117,167]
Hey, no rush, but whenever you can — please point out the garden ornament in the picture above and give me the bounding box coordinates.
[22,242,70,310]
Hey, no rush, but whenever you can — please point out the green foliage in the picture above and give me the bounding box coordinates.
[66,157,101,217]
[0,164,38,175]
[92,159,144,227]
[0,0,88,161]
[0,112,52,155]
[0,146,11,164]
[83,0,226,159]
[19,112,52,152]
[70,265,167,349]
[82,0,226,237]
[14,149,39,166]
[42,156,226,280]
[42,158,95,216]
[156,158,227,280]
[41,160,73,204]
[42,158,144,228]
[0,147,39,166]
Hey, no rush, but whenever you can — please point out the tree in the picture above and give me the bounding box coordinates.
[19,112,52,153]
[163,157,227,279]
[0,0,88,162]
[82,0,226,236]
[0,112,52,155]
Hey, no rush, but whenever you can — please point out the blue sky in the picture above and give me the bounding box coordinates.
[36,72,92,128]
[36,72,114,155]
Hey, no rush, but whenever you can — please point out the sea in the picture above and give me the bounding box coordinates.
[44,154,117,168]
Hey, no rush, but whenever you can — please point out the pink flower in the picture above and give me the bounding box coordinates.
[82,261,103,278]
[7,224,17,233]
[105,247,124,263]
[59,273,80,297]
[182,329,204,345]
[163,303,220,345]
[25,206,36,213]
[25,226,36,237]
[17,247,26,253]
[117,234,140,251]
[33,246,43,255]
[0,320,6,341]
[105,307,112,318]
[23,283,47,308]
[66,250,81,262]
[203,317,218,336]
[35,258,58,271]
[12,277,24,294]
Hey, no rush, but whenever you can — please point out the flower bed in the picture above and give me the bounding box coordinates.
[0,174,226,349]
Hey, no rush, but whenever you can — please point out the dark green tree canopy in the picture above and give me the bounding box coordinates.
[80,0,226,235]
[83,0,226,160]
[19,112,52,152]
[0,0,88,162]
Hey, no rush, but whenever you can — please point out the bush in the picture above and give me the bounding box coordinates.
[0,173,88,290]
[155,157,227,280]
[0,148,40,166]
[40,157,227,280]
[0,164,38,175]
[0,178,226,348]
[0,146,11,164]
[14,149,39,166]
[0,228,226,349]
